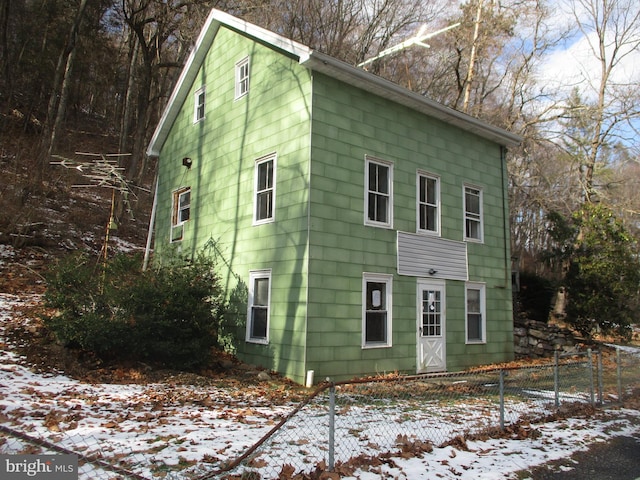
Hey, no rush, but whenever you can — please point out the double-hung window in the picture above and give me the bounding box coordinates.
[247,270,271,344]
[417,172,440,234]
[171,187,190,242]
[365,156,393,228]
[362,273,392,348]
[466,283,486,343]
[464,185,483,242]
[235,56,250,99]
[194,87,205,122]
[254,153,276,224]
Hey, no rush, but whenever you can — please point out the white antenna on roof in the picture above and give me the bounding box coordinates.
[358,22,460,68]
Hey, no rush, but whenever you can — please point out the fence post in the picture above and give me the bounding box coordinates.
[597,351,603,405]
[617,347,622,402]
[587,348,595,406]
[499,370,505,430]
[328,382,335,471]
[554,350,560,408]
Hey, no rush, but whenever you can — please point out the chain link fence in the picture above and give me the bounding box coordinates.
[218,347,640,480]
[0,424,151,479]
[0,346,638,479]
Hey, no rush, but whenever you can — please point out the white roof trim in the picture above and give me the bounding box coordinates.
[146,9,521,157]
[303,52,522,147]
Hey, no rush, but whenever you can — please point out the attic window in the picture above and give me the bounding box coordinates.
[194,87,205,123]
[235,56,250,99]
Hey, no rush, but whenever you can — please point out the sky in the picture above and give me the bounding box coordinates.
[533,0,640,100]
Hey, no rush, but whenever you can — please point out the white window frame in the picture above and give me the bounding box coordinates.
[464,184,484,242]
[235,56,250,99]
[246,269,272,344]
[253,153,276,225]
[365,155,393,228]
[170,187,190,242]
[465,282,486,344]
[362,273,393,348]
[193,86,206,123]
[172,187,191,226]
[417,171,440,235]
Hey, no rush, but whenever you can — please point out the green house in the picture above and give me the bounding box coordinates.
[147,9,522,385]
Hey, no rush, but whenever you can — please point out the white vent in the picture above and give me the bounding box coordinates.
[397,231,468,280]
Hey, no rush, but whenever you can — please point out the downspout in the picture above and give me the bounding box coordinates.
[500,145,511,288]
[142,171,159,271]
[303,70,313,384]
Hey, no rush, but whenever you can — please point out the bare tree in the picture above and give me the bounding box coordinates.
[560,0,640,203]
[249,0,447,67]
[0,0,9,83]
[119,0,211,183]
[40,0,89,164]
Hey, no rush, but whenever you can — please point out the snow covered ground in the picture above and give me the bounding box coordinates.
[1,292,639,479]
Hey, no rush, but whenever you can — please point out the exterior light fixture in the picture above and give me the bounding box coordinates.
[182,157,192,168]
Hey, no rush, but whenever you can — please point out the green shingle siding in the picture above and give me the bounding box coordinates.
[155,24,514,384]
[305,72,512,381]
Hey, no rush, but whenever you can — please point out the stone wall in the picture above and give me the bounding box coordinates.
[514,319,579,358]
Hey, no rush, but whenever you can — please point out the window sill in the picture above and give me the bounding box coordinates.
[362,343,392,349]
[253,218,275,226]
[364,221,393,229]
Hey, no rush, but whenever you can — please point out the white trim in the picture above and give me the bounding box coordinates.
[465,282,486,344]
[170,186,190,243]
[235,56,250,99]
[463,184,484,243]
[362,272,393,348]
[364,155,393,229]
[246,269,272,344]
[172,187,191,226]
[416,278,446,372]
[416,170,440,236]
[253,153,277,225]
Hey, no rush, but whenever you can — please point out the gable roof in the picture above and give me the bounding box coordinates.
[146,8,522,157]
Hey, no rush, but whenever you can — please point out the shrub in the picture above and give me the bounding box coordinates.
[546,204,640,339]
[44,251,223,369]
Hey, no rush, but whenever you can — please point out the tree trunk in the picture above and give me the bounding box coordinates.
[40,0,88,165]
[48,41,79,157]
[119,30,139,156]
[0,0,9,82]
[462,0,483,114]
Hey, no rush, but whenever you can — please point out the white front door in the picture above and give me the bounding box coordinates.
[417,280,446,373]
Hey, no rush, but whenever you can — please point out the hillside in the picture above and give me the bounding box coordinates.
[0,116,153,293]
[0,119,302,388]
